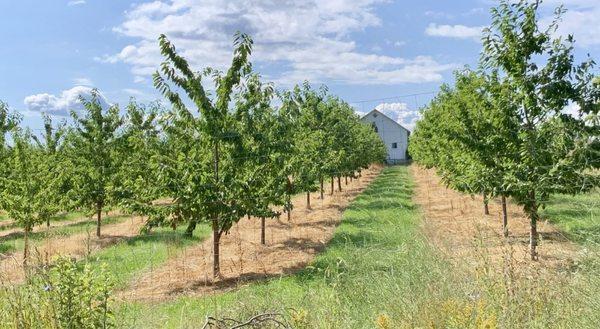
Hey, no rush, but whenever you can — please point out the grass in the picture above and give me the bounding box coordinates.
[114,166,600,328]
[541,189,600,245]
[87,224,211,289]
[115,166,473,328]
[0,214,129,255]
[0,211,87,231]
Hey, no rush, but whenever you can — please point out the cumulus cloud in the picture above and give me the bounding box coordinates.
[23,86,109,117]
[99,0,454,85]
[374,102,421,130]
[425,24,483,40]
[540,2,600,48]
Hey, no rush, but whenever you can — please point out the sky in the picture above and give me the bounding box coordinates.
[1,0,599,131]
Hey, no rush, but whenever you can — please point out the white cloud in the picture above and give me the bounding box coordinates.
[73,77,93,86]
[23,86,109,117]
[543,6,600,47]
[425,23,483,41]
[67,0,86,6]
[100,0,454,86]
[374,102,421,130]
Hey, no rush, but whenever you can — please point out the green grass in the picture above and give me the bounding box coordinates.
[0,214,129,255]
[114,166,600,328]
[0,211,87,231]
[116,166,475,328]
[541,189,600,245]
[87,224,211,289]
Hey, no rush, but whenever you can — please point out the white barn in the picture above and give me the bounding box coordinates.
[361,109,410,164]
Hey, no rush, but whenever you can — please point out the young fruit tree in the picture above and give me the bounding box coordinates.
[153,32,274,277]
[481,0,599,259]
[0,129,58,264]
[67,92,124,237]
[32,114,68,227]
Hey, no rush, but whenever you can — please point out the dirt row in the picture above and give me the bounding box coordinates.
[411,165,579,274]
[0,215,145,284]
[119,166,383,302]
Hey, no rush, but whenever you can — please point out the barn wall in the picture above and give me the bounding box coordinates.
[361,111,409,163]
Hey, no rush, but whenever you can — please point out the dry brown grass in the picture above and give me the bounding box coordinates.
[411,165,579,275]
[0,215,145,284]
[119,166,383,302]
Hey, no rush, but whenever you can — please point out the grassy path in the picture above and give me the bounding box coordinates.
[115,165,600,328]
[116,166,463,328]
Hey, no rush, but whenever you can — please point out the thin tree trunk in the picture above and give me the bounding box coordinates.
[96,201,103,237]
[185,221,196,236]
[320,178,324,199]
[330,176,334,195]
[525,191,539,261]
[260,217,266,245]
[23,226,30,266]
[358,170,362,178]
[46,217,50,228]
[502,195,508,238]
[337,176,342,192]
[287,208,291,221]
[306,191,311,209]
[212,219,221,277]
[482,192,489,215]
[345,176,348,185]
[212,139,221,277]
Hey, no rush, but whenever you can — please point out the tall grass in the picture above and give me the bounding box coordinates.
[116,166,600,328]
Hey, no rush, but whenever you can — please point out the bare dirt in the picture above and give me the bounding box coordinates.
[411,165,580,273]
[120,166,382,302]
[0,214,145,284]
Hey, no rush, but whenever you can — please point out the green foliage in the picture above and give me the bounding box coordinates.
[0,128,60,260]
[67,92,124,236]
[0,257,114,328]
[410,0,600,258]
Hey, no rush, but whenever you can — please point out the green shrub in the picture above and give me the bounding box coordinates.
[0,257,114,328]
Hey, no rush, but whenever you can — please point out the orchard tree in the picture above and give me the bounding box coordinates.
[1,130,57,264]
[482,0,599,259]
[68,93,124,237]
[153,32,271,277]
[32,114,68,227]
[117,101,163,220]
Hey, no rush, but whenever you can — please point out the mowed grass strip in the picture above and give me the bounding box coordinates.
[541,189,600,245]
[116,166,470,328]
[90,225,211,289]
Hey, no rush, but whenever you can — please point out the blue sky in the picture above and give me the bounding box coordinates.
[1,0,598,130]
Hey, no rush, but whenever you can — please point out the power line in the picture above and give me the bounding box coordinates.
[347,91,436,105]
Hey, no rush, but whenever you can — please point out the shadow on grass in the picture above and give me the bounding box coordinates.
[541,191,600,244]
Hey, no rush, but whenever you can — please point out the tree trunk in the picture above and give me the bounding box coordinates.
[260,217,266,245]
[358,170,362,178]
[212,219,221,278]
[337,176,342,192]
[502,195,508,238]
[306,191,311,209]
[185,221,196,236]
[330,176,334,195]
[171,221,177,231]
[482,192,489,215]
[46,217,50,228]
[524,191,539,261]
[96,201,103,237]
[320,178,324,199]
[23,226,30,266]
[345,176,348,185]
